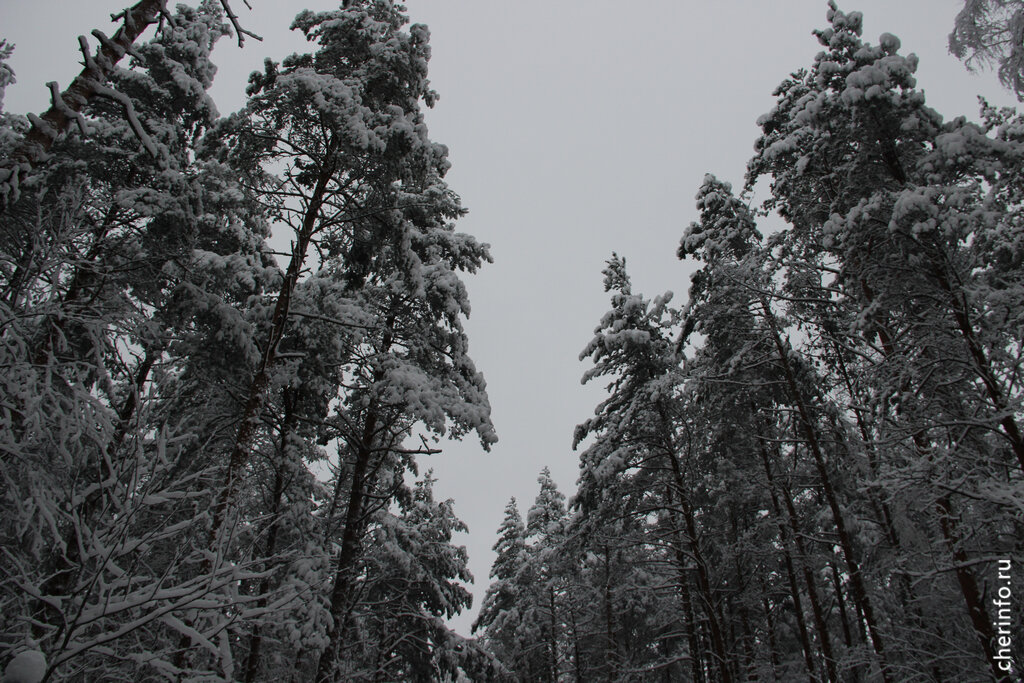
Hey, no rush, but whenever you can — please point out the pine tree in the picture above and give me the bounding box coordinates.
[476,473,578,682]
[339,472,474,682]
[748,5,1024,677]
[1,2,495,678]
[950,0,1024,98]
[475,498,527,634]
[0,5,281,676]
[573,254,742,682]
[0,0,260,204]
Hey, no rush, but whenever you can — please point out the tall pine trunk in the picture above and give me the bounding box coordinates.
[665,486,706,683]
[758,437,826,683]
[315,409,379,683]
[242,388,297,683]
[759,297,893,683]
[209,143,336,547]
[665,449,732,683]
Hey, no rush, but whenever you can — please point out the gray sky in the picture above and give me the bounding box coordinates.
[1,0,1016,635]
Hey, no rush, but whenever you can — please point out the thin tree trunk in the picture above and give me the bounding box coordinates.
[936,269,1024,475]
[548,585,559,683]
[827,337,902,551]
[315,409,379,683]
[242,389,297,682]
[857,270,1002,677]
[759,296,893,683]
[758,438,824,683]
[209,146,335,546]
[828,561,853,649]
[778,476,839,683]
[666,493,706,683]
[653,401,729,683]
[603,543,616,680]
[666,450,732,683]
[937,495,1012,682]
[569,603,583,683]
[729,514,756,680]
[762,593,781,682]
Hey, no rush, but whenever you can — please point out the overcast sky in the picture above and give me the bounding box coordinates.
[1,0,1017,635]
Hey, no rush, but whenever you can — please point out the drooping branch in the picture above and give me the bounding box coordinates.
[91,83,158,157]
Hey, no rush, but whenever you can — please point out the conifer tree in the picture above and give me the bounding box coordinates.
[748,5,1024,677]
[0,5,280,676]
[950,0,1024,98]
[0,2,494,678]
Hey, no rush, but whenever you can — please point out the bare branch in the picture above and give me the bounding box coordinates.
[220,0,263,47]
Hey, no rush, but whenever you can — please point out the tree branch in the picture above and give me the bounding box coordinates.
[0,0,169,205]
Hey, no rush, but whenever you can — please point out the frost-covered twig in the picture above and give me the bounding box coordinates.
[91,84,158,158]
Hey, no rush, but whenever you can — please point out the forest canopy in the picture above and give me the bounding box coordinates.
[473,2,1024,681]
[1,1,1023,682]
[1,2,497,680]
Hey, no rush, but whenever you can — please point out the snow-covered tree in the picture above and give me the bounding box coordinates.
[474,498,527,639]
[1,2,494,679]
[330,472,474,682]
[0,0,261,204]
[529,6,1024,681]
[475,472,579,682]
[0,5,283,677]
[748,5,1024,678]
[950,0,1024,98]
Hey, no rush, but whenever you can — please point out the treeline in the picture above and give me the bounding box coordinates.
[474,6,1023,682]
[0,2,499,681]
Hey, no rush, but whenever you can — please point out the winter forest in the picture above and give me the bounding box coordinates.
[1,0,1024,680]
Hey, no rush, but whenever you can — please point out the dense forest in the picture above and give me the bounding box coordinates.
[474,4,1024,682]
[0,1,498,680]
[1,0,1023,681]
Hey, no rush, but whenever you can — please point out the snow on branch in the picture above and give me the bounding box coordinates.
[0,0,264,206]
[91,83,158,158]
[46,81,90,138]
[0,0,167,206]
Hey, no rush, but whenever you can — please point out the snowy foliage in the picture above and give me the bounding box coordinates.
[476,4,1024,681]
[0,2,491,680]
[950,0,1024,99]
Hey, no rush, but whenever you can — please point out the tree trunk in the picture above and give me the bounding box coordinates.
[936,267,1024,475]
[208,146,335,547]
[568,603,583,683]
[729,514,757,680]
[665,449,732,683]
[548,585,559,683]
[762,593,782,682]
[242,389,297,682]
[778,476,839,683]
[666,493,706,683]
[758,438,824,683]
[856,268,1004,676]
[603,544,616,680]
[315,409,379,683]
[937,495,1013,682]
[759,297,892,683]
